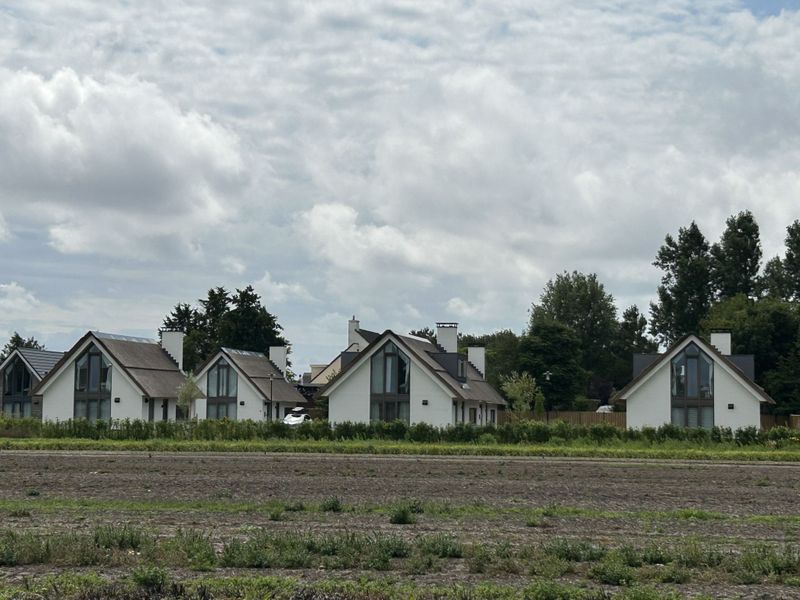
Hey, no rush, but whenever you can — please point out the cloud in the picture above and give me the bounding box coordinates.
[221,256,246,275]
[0,68,246,259]
[254,271,317,304]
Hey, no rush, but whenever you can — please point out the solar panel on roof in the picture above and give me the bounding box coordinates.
[93,331,156,344]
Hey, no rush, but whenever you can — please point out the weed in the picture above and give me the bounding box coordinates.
[320,496,343,513]
[268,509,283,522]
[543,539,606,562]
[588,555,635,586]
[283,501,306,512]
[389,504,416,525]
[131,565,169,591]
[417,533,463,558]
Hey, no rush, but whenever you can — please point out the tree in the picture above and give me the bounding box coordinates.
[219,286,287,352]
[761,256,792,300]
[783,220,800,300]
[1,332,45,363]
[529,271,617,378]
[459,329,520,390]
[176,373,203,416]
[649,221,712,346]
[408,327,436,343]
[608,306,658,389]
[500,371,545,415]
[710,210,762,300]
[517,321,586,410]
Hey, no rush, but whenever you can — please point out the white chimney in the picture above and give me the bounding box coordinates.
[161,330,185,372]
[436,322,458,353]
[348,315,360,349]
[710,331,732,356]
[269,346,288,377]
[468,347,486,380]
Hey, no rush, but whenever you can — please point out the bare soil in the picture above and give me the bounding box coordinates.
[2,451,800,598]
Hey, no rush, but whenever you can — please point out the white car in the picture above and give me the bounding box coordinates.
[595,404,614,413]
[282,408,311,426]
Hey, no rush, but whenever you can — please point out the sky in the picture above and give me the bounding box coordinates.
[1,0,800,373]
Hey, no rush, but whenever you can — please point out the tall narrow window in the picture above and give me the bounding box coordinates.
[206,358,238,420]
[369,342,411,424]
[74,345,112,420]
[670,343,714,428]
[2,357,33,418]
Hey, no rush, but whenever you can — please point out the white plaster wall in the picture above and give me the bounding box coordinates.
[42,365,75,421]
[194,373,208,420]
[714,367,761,429]
[625,361,671,429]
[328,358,371,424]
[409,362,453,427]
[236,377,265,421]
[110,371,144,421]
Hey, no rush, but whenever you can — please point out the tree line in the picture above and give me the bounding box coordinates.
[456,212,800,414]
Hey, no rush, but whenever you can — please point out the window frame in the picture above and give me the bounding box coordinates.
[73,345,112,421]
[369,342,411,424]
[206,358,239,420]
[670,343,714,428]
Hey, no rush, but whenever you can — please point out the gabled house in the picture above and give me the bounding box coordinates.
[1,347,64,418]
[193,346,306,421]
[33,330,188,422]
[613,331,774,430]
[303,317,380,388]
[319,322,505,426]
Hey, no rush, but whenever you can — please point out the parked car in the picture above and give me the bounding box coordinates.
[283,407,311,426]
[595,404,614,413]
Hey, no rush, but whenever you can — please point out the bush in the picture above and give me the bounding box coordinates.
[543,539,606,562]
[416,534,463,558]
[131,565,169,591]
[320,496,343,513]
[389,504,416,525]
[589,555,635,585]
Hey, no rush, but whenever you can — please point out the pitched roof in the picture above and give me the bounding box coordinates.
[355,328,380,344]
[613,334,775,405]
[319,330,506,406]
[34,331,186,399]
[11,348,64,380]
[214,348,307,405]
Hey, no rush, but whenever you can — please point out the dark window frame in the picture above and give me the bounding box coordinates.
[206,358,238,420]
[670,343,714,428]
[73,344,112,421]
[369,342,411,424]
[3,357,33,418]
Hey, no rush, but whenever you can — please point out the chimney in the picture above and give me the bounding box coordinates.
[468,347,486,380]
[160,329,185,372]
[348,315,360,349]
[269,346,288,378]
[436,322,458,353]
[710,331,732,356]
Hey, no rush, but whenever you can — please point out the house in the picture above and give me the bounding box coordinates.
[302,317,380,389]
[1,347,64,418]
[33,330,188,422]
[192,346,306,420]
[613,331,774,430]
[319,322,506,426]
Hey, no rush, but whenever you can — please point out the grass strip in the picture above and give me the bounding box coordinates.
[3,437,800,461]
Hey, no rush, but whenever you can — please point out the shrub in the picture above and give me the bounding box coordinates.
[543,539,606,562]
[283,501,306,512]
[589,555,635,585]
[389,504,416,525]
[131,565,169,591]
[416,534,463,558]
[320,496,343,513]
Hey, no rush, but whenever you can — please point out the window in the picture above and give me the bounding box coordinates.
[457,359,466,379]
[207,358,238,419]
[490,409,496,424]
[2,357,33,418]
[469,407,477,424]
[74,345,112,420]
[670,343,714,428]
[369,342,411,423]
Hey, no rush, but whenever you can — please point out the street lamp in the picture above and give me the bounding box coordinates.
[543,371,552,382]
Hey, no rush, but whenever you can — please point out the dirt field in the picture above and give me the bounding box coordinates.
[2,450,800,598]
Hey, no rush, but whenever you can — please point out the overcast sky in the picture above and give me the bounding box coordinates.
[2,0,800,371]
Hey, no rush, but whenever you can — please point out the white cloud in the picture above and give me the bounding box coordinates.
[0,68,246,259]
[221,256,246,275]
[254,270,317,304]
[0,212,9,242]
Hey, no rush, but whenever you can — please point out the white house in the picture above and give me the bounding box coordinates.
[614,332,774,430]
[33,330,187,422]
[320,322,506,427]
[192,346,306,421]
[303,317,380,388]
[1,347,64,418]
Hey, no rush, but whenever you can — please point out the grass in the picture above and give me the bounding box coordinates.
[4,436,800,461]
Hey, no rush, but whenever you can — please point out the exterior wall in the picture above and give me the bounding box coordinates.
[328,358,371,424]
[310,356,343,386]
[713,366,761,429]
[625,360,672,429]
[42,358,143,422]
[409,361,453,427]
[625,357,762,430]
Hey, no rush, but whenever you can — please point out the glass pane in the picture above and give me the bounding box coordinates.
[76,355,89,392]
[671,407,683,426]
[23,401,32,418]
[700,406,714,428]
[686,358,698,397]
[89,354,100,392]
[398,401,410,424]
[99,399,111,421]
[371,353,384,394]
[4,367,11,395]
[88,399,99,421]
[671,357,685,397]
[687,406,699,428]
[100,358,111,392]
[228,401,237,420]
[75,399,86,419]
[398,353,409,394]
[22,369,31,394]
[700,356,713,399]
[218,402,227,419]
[208,367,218,398]
[370,399,380,422]
[218,367,228,398]
[385,354,396,393]
[229,370,238,397]
[385,401,397,422]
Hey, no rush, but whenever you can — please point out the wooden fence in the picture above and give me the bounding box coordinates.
[499,411,797,430]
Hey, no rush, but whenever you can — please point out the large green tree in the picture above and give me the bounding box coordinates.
[761,256,792,300]
[608,306,658,389]
[219,286,287,352]
[649,221,712,345]
[0,332,45,363]
[517,320,586,410]
[710,210,762,300]
[529,271,617,377]
[783,220,800,300]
